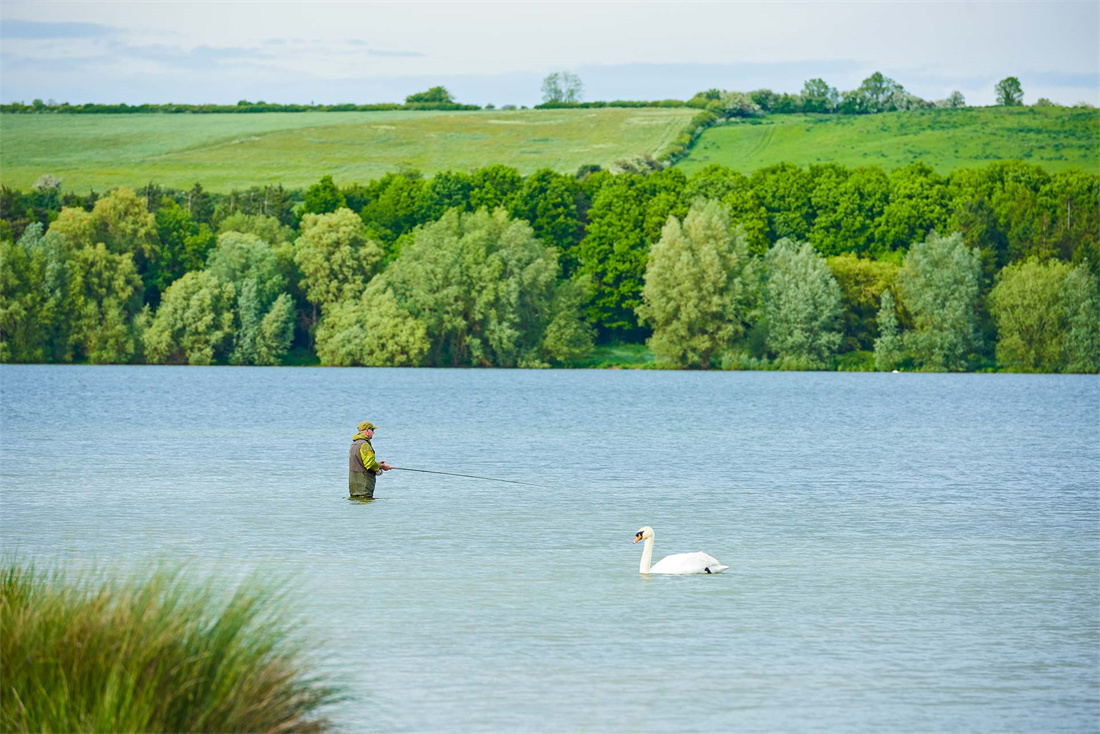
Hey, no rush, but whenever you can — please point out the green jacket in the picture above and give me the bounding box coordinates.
[349,431,382,474]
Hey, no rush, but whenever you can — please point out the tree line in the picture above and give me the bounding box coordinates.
[1,160,1097,372]
[8,72,1087,117]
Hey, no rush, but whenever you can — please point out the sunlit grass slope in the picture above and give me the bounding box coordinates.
[0,561,339,733]
[0,108,695,192]
[677,107,1099,175]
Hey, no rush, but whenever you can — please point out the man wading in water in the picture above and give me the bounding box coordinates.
[349,421,392,499]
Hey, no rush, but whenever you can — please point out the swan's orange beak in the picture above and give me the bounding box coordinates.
[633,533,643,544]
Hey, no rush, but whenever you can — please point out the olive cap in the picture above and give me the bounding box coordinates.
[357,421,378,431]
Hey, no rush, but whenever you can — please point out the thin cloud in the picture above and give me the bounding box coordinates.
[1,19,121,40]
[345,39,424,57]
[366,49,425,58]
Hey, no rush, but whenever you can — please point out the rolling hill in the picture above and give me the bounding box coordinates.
[0,108,695,192]
[676,107,1099,175]
[1,106,1095,194]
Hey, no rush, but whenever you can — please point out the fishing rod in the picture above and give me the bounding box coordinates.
[389,466,540,487]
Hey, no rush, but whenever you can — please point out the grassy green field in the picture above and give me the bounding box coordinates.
[0,108,695,192]
[677,107,1100,175]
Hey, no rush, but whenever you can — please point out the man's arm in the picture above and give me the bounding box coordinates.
[359,443,382,474]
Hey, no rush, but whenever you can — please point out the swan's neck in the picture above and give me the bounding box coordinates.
[639,536,654,574]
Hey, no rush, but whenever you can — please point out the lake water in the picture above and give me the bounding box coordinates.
[2,365,1098,733]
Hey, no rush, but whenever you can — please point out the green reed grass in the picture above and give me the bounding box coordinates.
[1,561,341,733]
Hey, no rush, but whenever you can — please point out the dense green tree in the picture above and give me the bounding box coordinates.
[508,169,583,273]
[0,224,79,362]
[301,175,347,217]
[149,198,216,305]
[144,271,236,365]
[416,171,474,223]
[636,200,756,368]
[30,175,62,211]
[1039,169,1100,267]
[72,243,143,363]
[801,78,839,112]
[995,77,1024,106]
[184,183,215,225]
[750,163,814,243]
[294,208,384,312]
[203,231,295,365]
[49,188,163,306]
[989,258,1098,373]
[827,253,899,352]
[718,91,764,118]
[0,225,70,360]
[896,232,982,371]
[763,239,843,368]
[48,206,99,250]
[876,162,949,254]
[989,258,1073,372]
[540,276,596,364]
[357,171,426,250]
[469,165,522,211]
[405,86,455,104]
[854,72,905,113]
[206,232,287,309]
[576,169,687,338]
[682,165,769,254]
[0,235,46,362]
[217,213,292,245]
[811,166,889,256]
[315,285,429,367]
[373,208,586,367]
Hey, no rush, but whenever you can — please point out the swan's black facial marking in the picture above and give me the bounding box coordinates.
[705,567,712,574]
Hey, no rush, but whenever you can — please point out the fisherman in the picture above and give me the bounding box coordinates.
[349,420,392,499]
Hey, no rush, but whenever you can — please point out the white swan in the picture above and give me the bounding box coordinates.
[633,526,729,575]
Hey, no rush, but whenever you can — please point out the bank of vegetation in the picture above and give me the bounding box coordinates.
[1,158,1097,373]
[0,561,339,733]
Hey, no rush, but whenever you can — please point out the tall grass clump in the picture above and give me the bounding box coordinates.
[1,561,340,733]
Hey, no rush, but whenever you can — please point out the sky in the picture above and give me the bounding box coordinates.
[1,1,1097,107]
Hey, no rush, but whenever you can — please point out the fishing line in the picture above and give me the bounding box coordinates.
[389,466,542,487]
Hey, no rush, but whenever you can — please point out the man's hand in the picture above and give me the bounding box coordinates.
[380,461,393,471]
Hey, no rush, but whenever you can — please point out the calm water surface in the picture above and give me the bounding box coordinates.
[2,366,1098,733]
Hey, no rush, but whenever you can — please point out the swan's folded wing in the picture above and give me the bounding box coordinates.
[649,551,723,575]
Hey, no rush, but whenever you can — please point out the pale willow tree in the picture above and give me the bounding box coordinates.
[994,258,1100,373]
[1060,265,1100,373]
[294,208,384,312]
[205,232,295,365]
[315,284,429,367]
[896,232,982,371]
[763,239,843,369]
[873,290,906,371]
[232,284,296,366]
[0,224,80,363]
[218,213,293,245]
[636,200,754,368]
[50,188,158,261]
[72,244,144,364]
[373,208,591,367]
[144,271,236,365]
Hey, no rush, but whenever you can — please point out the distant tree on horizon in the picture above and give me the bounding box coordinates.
[541,72,584,104]
[404,86,455,104]
[995,77,1024,106]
